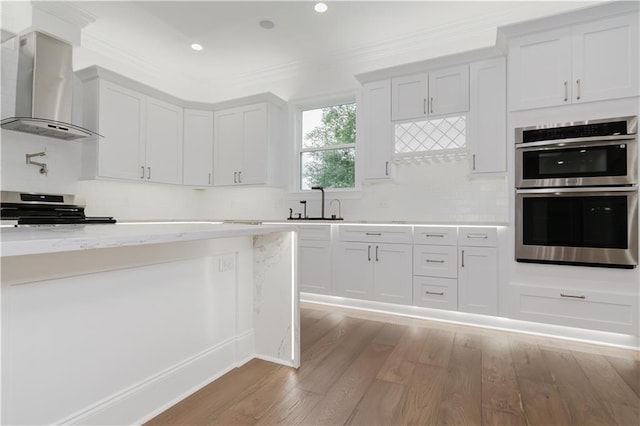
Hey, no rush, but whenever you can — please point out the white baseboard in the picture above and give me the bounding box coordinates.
[59,333,253,426]
[301,293,639,349]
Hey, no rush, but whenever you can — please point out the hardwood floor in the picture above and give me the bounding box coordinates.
[147,303,639,425]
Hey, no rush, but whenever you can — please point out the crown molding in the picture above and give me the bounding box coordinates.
[32,1,96,30]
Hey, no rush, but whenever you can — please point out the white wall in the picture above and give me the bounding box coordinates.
[284,159,507,223]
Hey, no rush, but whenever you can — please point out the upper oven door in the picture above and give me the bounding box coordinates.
[515,135,637,188]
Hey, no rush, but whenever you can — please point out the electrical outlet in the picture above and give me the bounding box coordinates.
[218,254,235,272]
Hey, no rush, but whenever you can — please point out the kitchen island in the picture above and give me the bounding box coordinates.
[0,223,298,425]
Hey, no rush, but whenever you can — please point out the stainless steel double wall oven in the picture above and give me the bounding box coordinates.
[515,116,638,268]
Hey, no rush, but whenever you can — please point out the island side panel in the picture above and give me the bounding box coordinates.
[253,231,299,367]
[0,237,256,426]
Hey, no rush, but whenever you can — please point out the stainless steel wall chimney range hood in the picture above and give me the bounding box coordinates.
[1,31,101,140]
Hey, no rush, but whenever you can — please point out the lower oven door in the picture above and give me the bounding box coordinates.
[516,187,638,268]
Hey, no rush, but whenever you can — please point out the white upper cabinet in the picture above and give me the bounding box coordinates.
[508,13,639,110]
[572,14,639,104]
[468,57,506,174]
[391,74,427,121]
[145,97,183,184]
[508,28,572,110]
[93,80,146,181]
[391,65,469,121]
[214,102,282,186]
[428,65,470,116]
[183,109,213,186]
[83,78,183,184]
[361,80,393,180]
[239,103,268,185]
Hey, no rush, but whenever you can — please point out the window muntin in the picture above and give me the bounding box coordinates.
[299,103,356,190]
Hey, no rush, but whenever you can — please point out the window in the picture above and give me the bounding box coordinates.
[394,115,466,158]
[299,102,356,190]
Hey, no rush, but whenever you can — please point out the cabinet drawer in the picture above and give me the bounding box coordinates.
[413,245,457,278]
[413,226,457,246]
[510,285,638,335]
[298,225,331,241]
[413,277,458,311]
[338,226,412,244]
[458,227,497,247]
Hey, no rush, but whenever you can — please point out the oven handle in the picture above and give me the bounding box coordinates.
[516,186,637,194]
[516,134,635,149]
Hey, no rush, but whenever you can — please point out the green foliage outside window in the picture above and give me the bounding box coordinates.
[301,103,356,189]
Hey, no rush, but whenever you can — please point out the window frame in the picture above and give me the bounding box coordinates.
[291,92,361,195]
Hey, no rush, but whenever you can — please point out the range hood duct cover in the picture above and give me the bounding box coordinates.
[1,31,101,140]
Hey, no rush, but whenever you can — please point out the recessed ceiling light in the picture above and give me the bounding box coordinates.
[259,20,275,29]
[314,2,328,13]
[191,43,203,51]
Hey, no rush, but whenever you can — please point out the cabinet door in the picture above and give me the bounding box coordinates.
[373,244,413,305]
[572,14,639,104]
[214,108,242,186]
[183,109,213,186]
[361,80,393,180]
[145,97,183,184]
[332,242,374,300]
[428,65,469,116]
[97,81,146,180]
[508,28,572,111]
[391,73,427,121]
[458,247,497,315]
[298,240,331,295]
[468,57,506,174]
[240,103,268,185]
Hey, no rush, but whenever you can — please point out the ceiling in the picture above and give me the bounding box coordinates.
[64,1,599,102]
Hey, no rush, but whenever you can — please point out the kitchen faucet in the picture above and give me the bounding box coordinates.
[311,186,325,219]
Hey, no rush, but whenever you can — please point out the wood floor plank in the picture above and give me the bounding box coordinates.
[436,344,482,426]
[254,387,323,425]
[145,359,281,425]
[347,379,406,425]
[223,365,299,420]
[541,348,616,425]
[208,409,257,425]
[298,316,364,373]
[482,407,528,426]
[454,331,483,350]
[300,342,394,425]
[296,319,384,394]
[418,328,455,368]
[606,355,640,400]
[517,377,572,426]
[394,363,448,425]
[509,337,554,384]
[481,335,527,421]
[573,351,640,407]
[376,326,429,385]
[372,322,406,346]
[605,401,640,426]
[301,311,346,352]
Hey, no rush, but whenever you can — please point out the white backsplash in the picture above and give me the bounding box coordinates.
[1,131,506,223]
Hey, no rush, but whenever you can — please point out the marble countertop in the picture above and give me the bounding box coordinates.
[0,222,294,257]
[233,219,510,226]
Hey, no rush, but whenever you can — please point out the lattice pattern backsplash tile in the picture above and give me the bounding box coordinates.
[394,116,466,154]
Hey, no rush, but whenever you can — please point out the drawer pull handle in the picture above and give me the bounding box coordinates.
[367,245,371,261]
[467,234,488,239]
[426,291,444,296]
[425,234,445,238]
[366,232,382,236]
[426,259,445,263]
[560,293,586,300]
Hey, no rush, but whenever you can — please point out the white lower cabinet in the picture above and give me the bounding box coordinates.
[333,241,412,305]
[509,284,638,335]
[458,246,498,315]
[298,225,332,295]
[413,276,458,311]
